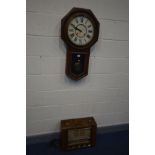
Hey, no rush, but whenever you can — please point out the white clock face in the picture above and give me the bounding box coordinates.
[67,16,94,46]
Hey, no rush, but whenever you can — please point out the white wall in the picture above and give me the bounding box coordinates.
[26,0,129,136]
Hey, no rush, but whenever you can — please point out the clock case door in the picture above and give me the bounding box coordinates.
[61,7,99,80]
[66,48,90,80]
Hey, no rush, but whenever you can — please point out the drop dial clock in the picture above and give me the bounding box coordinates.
[61,8,99,80]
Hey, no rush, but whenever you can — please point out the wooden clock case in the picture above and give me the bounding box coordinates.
[61,7,100,80]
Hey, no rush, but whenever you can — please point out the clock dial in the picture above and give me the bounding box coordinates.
[68,16,94,46]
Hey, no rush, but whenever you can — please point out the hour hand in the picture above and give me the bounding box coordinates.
[76,27,82,32]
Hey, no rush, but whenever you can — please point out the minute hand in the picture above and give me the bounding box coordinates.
[71,24,82,32]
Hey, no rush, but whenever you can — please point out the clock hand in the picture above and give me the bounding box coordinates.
[76,27,82,32]
[70,24,77,30]
[71,24,82,32]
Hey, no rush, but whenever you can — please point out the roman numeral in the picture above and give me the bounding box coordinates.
[88,30,92,33]
[88,25,92,28]
[76,18,78,23]
[85,19,88,24]
[87,34,91,39]
[74,37,77,42]
[69,29,74,32]
[81,17,83,23]
[79,39,82,45]
[70,33,74,38]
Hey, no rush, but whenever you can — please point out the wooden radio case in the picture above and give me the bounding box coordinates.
[60,117,97,150]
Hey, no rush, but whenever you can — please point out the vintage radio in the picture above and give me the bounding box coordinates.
[60,117,97,150]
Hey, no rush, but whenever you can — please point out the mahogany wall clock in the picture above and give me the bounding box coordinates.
[61,7,100,80]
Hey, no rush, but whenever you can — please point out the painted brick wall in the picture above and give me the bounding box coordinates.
[26,0,129,136]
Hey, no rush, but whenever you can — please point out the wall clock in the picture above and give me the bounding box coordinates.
[61,7,100,80]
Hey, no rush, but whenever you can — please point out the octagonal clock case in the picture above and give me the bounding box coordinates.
[61,7,100,80]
